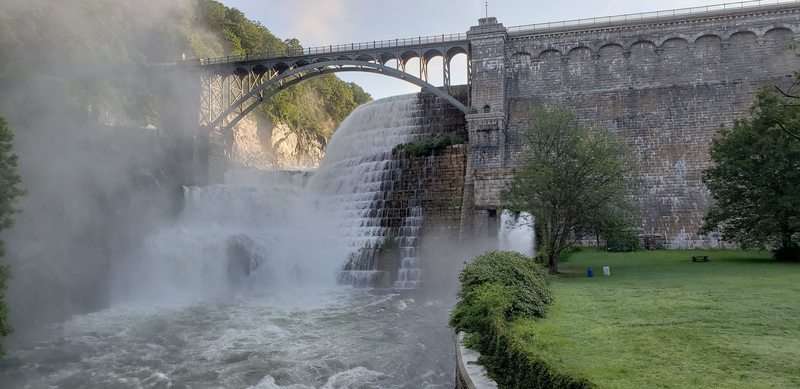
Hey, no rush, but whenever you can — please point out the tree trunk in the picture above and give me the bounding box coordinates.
[548,253,558,274]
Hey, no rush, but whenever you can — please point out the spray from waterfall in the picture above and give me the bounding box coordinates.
[499,210,535,257]
[112,172,348,303]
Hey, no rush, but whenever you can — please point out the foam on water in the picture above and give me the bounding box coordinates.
[0,290,455,388]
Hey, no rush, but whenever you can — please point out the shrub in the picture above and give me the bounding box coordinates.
[449,283,515,347]
[449,251,593,388]
[559,245,580,262]
[393,133,465,157]
[457,251,553,320]
[604,229,640,252]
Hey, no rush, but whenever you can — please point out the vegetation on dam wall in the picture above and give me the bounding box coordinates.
[392,133,466,157]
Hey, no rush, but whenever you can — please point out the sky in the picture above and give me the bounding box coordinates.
[222,0,742,99]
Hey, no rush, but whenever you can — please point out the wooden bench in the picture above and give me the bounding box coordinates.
[691,255,710,262]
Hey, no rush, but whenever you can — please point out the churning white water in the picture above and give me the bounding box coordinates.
[498,210,535,257]
[0,95,457,387]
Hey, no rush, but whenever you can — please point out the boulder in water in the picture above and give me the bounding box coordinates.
[226,234,263,283]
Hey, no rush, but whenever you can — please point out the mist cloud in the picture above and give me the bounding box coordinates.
[0,0,205,326]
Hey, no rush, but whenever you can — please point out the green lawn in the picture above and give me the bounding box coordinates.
[511,250,800,388]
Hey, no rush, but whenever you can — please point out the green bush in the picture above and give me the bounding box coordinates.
[604,229,640,252]
[393,133,465,157]
[482,321,594,389]
[450,283,515,347]
[449,251,593,388]
[456,251,552,320]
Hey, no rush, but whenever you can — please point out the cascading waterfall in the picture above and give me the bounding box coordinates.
[499,210,536,257]
[309,94,429,288]
[116,94,437,297]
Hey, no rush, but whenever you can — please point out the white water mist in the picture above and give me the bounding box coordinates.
[112,173,348,304]
[499,210,535,257]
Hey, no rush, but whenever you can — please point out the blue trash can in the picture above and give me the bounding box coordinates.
[586,268,594,277]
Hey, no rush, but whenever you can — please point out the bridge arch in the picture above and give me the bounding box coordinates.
[207,60,469,132]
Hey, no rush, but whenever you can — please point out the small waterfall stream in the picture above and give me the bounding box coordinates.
[395,203,423,288]
[394,156,435,288]
[499,210,536,257]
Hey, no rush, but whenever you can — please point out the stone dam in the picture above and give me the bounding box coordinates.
[189,3,800,283]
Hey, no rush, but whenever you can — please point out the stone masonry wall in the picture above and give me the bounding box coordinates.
[370,90,468,284]
[468,5,800,247]
[379,145,466,282]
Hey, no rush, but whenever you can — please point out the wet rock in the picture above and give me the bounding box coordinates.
[226,234,263,283]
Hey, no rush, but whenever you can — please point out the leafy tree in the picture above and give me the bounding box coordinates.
[700,87,800,260]
[348,83,372,106]
[284,38,303,56]
[0,115,24,355]
[502,106,639,273]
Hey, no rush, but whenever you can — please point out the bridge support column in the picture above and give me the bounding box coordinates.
[443,57,451,92]
[460,16,508,246]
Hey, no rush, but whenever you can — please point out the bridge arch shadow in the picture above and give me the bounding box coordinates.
[208,60,470,132]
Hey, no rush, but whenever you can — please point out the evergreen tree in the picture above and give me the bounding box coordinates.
[0,115,24,355]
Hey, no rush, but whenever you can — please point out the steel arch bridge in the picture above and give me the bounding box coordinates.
[195,35,471,132]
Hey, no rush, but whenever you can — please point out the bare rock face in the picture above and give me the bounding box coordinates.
[229,112,327,170]
[270,122,327,168]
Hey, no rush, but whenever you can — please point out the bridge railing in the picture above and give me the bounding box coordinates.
[202,33,468,66]
[507,0,800,35]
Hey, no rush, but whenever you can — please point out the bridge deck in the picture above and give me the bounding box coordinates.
[200,33,469,67]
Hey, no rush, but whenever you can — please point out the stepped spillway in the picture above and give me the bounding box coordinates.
[309,94,431,287]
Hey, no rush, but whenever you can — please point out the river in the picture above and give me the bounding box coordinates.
[0,95,460,388]
[0,288,455,388]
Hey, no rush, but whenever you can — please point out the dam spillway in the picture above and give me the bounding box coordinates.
[309,90,468,288]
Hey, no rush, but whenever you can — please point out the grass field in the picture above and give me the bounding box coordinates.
[510,249,800,388]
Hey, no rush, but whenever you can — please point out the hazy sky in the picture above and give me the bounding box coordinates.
[223,0,738,99]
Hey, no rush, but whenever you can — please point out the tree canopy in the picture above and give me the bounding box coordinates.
[502,106,640,273]
[700,87,800,260]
